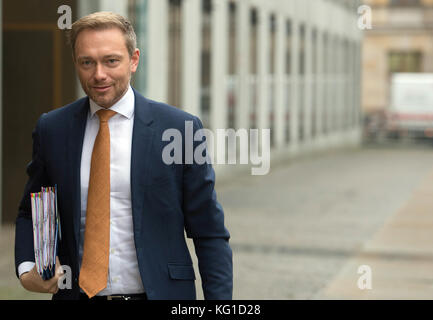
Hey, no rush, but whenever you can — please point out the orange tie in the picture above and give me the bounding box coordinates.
[79,109,116,298]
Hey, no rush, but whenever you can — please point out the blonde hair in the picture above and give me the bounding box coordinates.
[67,11,137,60]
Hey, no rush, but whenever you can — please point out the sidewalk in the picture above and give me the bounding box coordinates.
[315,168,433,299]
[0,225,49,300]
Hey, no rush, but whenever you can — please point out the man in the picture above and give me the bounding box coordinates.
[14,11,232,300]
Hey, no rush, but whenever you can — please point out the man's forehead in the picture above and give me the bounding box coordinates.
[75,28,128,54]
[76,27,125,41]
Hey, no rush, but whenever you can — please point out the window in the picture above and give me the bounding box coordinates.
[311,29,318,138]
[269,14,276,146]
[227,1,237,129]
[249,8,258,129]
[298,24,306,141]
[168,0,183,108]
[389,51,422,73]
[200,0,212,128]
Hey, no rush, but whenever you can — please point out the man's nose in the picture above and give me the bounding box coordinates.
[93,63,107,81]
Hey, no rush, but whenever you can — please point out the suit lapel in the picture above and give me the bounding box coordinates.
[130,89,154,243]
[67,98,89,256]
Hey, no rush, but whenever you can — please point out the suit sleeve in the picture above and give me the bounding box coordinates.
[182,116,233,300]
[14,113,49,278]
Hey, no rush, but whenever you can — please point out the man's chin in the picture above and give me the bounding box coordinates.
[96,100,113,108]
[89,94,114,108]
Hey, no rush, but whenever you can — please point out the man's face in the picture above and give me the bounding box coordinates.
[74,28,139,108]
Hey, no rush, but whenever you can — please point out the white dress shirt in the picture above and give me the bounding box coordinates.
[19,85,144,295]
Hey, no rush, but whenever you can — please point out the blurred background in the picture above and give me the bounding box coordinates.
[1,0,433,299]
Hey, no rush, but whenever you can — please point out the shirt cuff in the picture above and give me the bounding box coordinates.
[18,262,35,277]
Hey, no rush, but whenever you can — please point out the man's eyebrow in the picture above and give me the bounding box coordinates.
[76,56,93,61]
[76,54,123,61]
[104,54,123,59]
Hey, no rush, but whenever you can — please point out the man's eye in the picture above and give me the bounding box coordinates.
[81,60,92,66]
[108,59,119,64]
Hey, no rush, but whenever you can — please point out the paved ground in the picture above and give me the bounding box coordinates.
[216,143,433,300]
[2,143,433,299]
[316,159,433,299]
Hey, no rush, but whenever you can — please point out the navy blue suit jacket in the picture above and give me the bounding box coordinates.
[14,88,232,300]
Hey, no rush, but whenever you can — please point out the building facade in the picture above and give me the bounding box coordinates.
[132,0,363,178]
[1,0,363,223]
[362,0,433,116]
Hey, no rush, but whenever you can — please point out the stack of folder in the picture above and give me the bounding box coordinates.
[30,186,61,280]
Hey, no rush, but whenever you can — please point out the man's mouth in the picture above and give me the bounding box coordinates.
[93,85,111,93]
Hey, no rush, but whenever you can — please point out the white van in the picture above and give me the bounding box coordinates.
[386,73,433,139]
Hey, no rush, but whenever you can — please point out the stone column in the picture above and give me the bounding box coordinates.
[210,0,228,132]
[147,0,169,102]
[290,18,299,150]
[303,23,312,142]
[256,7,269,132]
[133,0,149,97]
[182,0,202,117]
[316,30,324,136]
[274,13,286,148]
[236,0,250,131]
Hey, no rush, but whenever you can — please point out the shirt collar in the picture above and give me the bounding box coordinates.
[89,85,134,120]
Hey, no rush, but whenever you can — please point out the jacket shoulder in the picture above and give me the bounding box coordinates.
[132,88,196,122]
[41,97,88,123]
[149,99,196,120]
[142,98,200,131]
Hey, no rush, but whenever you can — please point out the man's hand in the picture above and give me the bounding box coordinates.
[19,257,64,294]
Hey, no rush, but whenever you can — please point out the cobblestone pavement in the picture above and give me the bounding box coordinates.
[3,144,433,299]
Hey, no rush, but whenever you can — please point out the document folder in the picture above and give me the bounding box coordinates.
[30,185,61,280]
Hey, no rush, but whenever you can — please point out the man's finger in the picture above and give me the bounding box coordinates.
[55,257,63,273]
[55,266,64,277]
[48,276,60,294]
[50,283,59,294]
[49,285,59,294]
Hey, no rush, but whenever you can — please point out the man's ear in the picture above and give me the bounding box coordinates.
[131,48,140,73]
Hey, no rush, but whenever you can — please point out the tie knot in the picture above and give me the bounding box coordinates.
[97,109,117,123]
